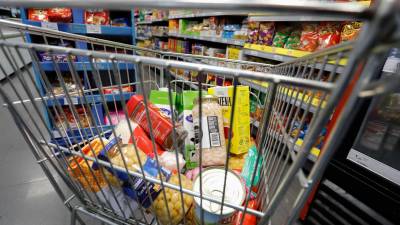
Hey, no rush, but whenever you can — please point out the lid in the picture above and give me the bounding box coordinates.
[193,168,245,215]
[193,95,218,105]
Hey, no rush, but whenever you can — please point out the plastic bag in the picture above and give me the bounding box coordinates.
[272,25,292,48]
[28,8,48,21]
[48,8,72,23]
[258,22,275,45]
[298,23,319,52]
[284,28,301,49]
[85,9,110,25]
[158,151,186,173]
[317,22,341,50]
[341,22,362,42]
[247,21,259,44]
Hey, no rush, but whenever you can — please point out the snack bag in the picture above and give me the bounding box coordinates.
[85,9,110,25]
[247,21,260,44]
[208,86,251,155]
[48,8,72,23]
[241,145,262,188]
[284,28,301,49]
[298,23,319,52]
[272,25,292,48]
[317,22,341,50]
[28,8,48,21]
[341,22,362,42]
[258,22,275,46]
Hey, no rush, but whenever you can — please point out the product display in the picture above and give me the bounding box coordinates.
[28,8,48,21]
[298,23,319,52]
[258,22,275,45]
[84,9,110,25]
[341,21,362,42]
[47,8,72,23]
[272,24,292,48]
[192,95,226,167]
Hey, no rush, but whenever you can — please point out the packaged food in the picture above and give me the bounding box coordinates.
[68,138,109,192]
[158,151,186,173]
[152,174,193,225]
[111,18,129,27]
[104,111,125,126]
[192,95,226,167]
[317,22,341,50]
[84,9,110,25]
[232,199,257,225]
[228,152,247,171]
[177,91,201,169]
[113,119,164,157]
[284,28,301,49]
[102,86,132,94]
[298,23,319,52]
[272,25,292,48]
[192,168,245,225]
[28,8,48,21]
[149,89,177,119]
[258,22,275,45]
[241,145,262,188]
[126,95,187,151]
[341,22,362,42]
[95,140,171,208]
[247,21,259,44]
[208,86,251,155]
[48,8,72,23]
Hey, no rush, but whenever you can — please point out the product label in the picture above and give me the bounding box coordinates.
[194,116,222,150]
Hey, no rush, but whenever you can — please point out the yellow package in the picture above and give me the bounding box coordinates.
[208,86,250,154]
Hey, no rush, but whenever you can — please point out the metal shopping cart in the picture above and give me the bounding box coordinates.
[0,1,399,225]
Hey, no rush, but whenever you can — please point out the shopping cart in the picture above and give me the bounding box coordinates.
[0,1,399,225]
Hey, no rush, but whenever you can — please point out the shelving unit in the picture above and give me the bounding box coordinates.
[20,8,137,142]
[168,33,245,46]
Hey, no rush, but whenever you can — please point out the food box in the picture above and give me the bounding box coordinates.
[208,86,251,154]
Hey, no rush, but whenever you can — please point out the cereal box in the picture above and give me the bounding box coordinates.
[208,86,250,154]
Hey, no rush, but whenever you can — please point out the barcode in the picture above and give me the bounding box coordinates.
[210,132,221,147]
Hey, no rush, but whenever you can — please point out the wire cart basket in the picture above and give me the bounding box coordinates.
[0,1,399,225]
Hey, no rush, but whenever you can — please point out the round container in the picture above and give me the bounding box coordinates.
[192,168,246,225]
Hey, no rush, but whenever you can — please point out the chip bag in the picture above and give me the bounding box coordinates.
[284,28,301,49]
[272,25,292,48]
[341,22,362,42]
[258,22,275,46]
[317,22,341,50]
[298,23,319,52]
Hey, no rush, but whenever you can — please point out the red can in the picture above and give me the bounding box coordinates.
[126,95,187,150]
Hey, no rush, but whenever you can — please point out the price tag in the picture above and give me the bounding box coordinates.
[86,24,101,34]
[41,22,58,30]
[63,97,78,105]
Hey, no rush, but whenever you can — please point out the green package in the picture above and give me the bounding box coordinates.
[272,26,292,48]
[284,29,301,50]
[241,145,262,187]
[149,89,177,119]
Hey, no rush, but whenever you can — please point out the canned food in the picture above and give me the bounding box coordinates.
[192,168,245,225]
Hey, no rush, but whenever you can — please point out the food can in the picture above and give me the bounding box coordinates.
[192,168,246,225]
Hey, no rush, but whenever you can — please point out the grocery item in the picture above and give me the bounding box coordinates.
[68,138,109,192]
[284,28,301,49]
[228,152,247,171]
[247,21,259,44]
[28,8,48,21]
[47,8,72,23]
[103,86,132,94]
[258,22,275,46]
[241,145,262,188]
[341,21,362,42]
[111,18,129,27]
[185,167,202,181]
[158,151,186,173]
[104,111,125,126]
[152,174,193,225]
[192,168,246,225]
[232,199,257,225]
[177,91,201,169]
[84,9,110,25]
[208,86,251,155]
[149,89,177,119]
[298,23,319,52]
[113,119,164,157]
[317,22,341,50]
[192,95,226,167]
[126,95,187,151]
[95,140,171,208]
[272,25,292,48]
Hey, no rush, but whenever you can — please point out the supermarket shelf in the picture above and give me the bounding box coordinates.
[46,92,135,106]
[136,18,168,24]
[169,72,199,90]
[168,11,248,19]
[24,20,133,36]
[152,34,169,38]
[240,78,269,92]
[169,33,244,46]
[40,62,135,71]
[136,36,151,40]
[243,45,345,73]
[136,21,152,25]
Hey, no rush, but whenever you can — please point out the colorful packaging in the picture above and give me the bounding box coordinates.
[104,111,125,125]
[247,21,259,44]
[258,22,275,45]
[298,23,319,52]
[232,199,257,225]
[284,28,301,49]
[126,95,187,151]
[341,21,362,42]
[272,25,292,48]
[84,9,110,25]
[317,22,341,50]
[48,8,72,23]
[28,8,48,21]
[149,89,177,119]
[177,91,200,169]
[208,86,251,155]
[241,145,262,188]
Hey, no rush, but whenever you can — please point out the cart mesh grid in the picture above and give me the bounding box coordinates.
[0,1,398,225]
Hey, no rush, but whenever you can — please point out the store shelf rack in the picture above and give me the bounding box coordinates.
[168,10,248,19]
[169,32,245,46]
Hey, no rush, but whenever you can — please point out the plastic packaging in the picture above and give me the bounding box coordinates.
[28,8,48,21]
[84,9,110,25]
[126,95,187,151]
[232,199,257,225]
[48,8,72,23]
[341,22,362,42]
[247,22,259,44]
[158,151,186,173]
[192,95,226,166]
[298,23,319,52]
[317,22,341,50]
[241,145,262,188]
[258,22,275,45]
[272,25,292,48]
[284,28,301,49]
